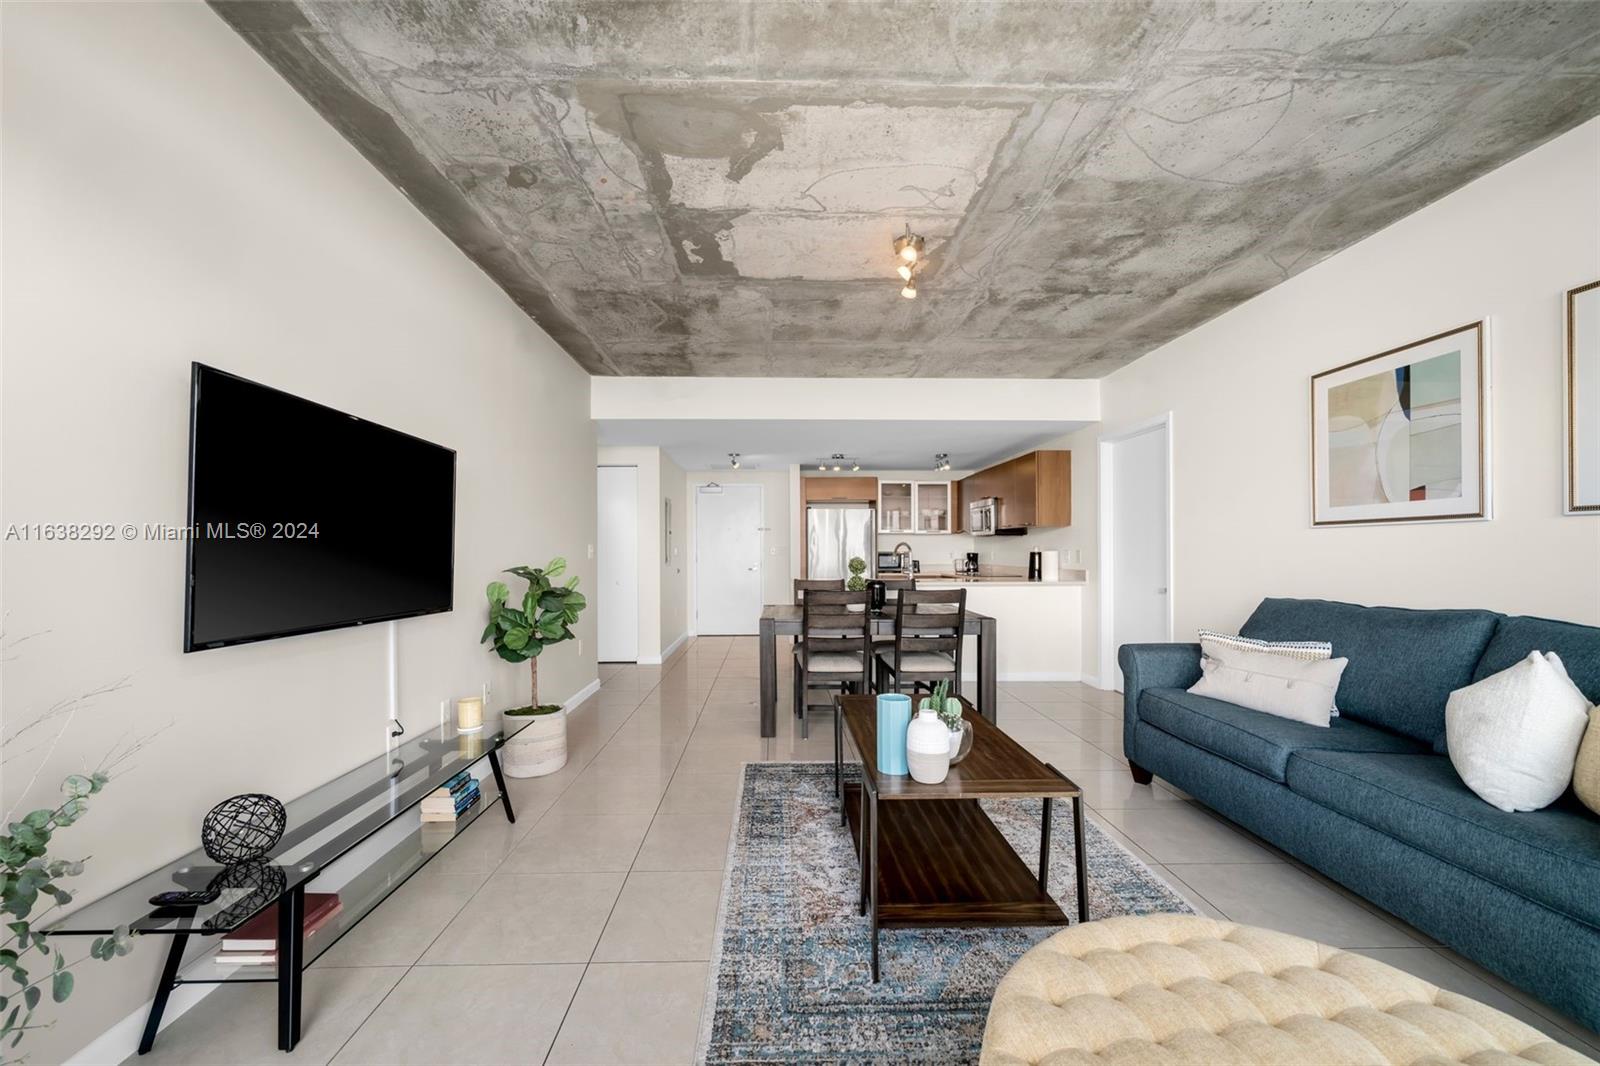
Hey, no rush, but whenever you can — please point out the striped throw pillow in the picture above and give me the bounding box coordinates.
[1198,629,1340,715]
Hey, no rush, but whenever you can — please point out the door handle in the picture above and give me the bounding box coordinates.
[747,566,759,571]
[1156,587,1168,594]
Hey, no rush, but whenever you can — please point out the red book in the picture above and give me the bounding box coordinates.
[221,894,341,952]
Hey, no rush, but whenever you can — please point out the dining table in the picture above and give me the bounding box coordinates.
[756,604,998,737]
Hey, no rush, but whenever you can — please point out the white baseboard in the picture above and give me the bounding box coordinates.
[563,678,601,714]
[637,632,688,665]
[67,980,217,1065]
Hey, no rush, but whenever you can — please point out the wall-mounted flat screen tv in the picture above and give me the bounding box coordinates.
[184,363,456,651]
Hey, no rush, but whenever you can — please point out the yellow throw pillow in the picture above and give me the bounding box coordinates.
[1575,707,1600,817]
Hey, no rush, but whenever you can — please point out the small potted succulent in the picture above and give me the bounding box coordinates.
[846,556,868,592]
[921,680,973,764]
[482,558,586,778]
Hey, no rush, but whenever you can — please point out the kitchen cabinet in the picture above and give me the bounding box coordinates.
[879,480,953,534]
[803,475,878,503]
[915,482,952,533]
[878,481,913,532]
[957,450,1070,529]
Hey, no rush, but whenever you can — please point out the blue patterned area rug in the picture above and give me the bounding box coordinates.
[697,762,1194,1064]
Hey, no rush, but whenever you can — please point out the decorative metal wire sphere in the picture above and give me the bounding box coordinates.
[204,861,287,932]
[201,793,286,864]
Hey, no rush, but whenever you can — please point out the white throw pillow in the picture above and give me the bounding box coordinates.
[1188,642,1347,727]
[1198,630,1341,716]
[1445,651,1592,813]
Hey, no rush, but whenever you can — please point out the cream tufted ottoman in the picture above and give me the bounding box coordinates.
[981,914,1595,1066]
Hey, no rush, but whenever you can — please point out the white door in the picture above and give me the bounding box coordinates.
[695,484,763,635]
[1106,420,1171,690]
[597,465,639,662]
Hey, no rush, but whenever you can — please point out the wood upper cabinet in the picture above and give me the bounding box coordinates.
[956,450,1071,529]
[803,475,878,503]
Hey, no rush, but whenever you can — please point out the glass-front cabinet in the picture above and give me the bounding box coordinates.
[915,482,952,533]
[880,481,951,534]
[879,481,914,533]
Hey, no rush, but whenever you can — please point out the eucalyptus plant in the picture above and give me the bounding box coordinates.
[482,558,586,714]
[1,772,132,1059]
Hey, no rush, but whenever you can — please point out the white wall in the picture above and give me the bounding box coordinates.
[660,451,688,652]
[593,376,1099,422]
[1092,117,1600,657]
[0,4,597,1060]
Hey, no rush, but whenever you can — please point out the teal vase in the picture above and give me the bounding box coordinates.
[876,693,911,776]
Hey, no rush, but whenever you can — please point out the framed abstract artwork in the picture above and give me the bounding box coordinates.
[1568,280,1600,514]
[1311,322,1487,526]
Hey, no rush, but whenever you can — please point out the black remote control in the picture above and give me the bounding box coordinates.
[148,888,219,907]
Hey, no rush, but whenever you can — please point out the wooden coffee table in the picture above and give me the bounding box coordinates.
[832,694,1087,982]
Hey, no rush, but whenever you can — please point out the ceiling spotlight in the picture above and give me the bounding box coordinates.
[934,452,950,472]
[817,462,827,471]
[901,277,918,300]
[893,224,925,265]
[728,453,740,469]
[896,263,913,282]
[851,462,860,472]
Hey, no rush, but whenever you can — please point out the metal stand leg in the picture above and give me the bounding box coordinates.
[869,785,880,983]
[858,779,869,916]
[1072,795,1089,923]
[838,697,851,797]
[137,928,190,1054]
[277,885,306,1052]
[487,748,515,824]
[1039,797,1053,893]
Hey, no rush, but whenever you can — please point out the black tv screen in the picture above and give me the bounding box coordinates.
[184,364,455,651]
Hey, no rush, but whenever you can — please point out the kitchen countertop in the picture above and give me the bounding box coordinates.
[913,570,1087,587]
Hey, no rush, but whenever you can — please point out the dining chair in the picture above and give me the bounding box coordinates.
[792,579,845,718]
[874,587,967,699]
[793,589,870,740]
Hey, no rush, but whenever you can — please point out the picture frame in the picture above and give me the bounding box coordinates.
[1567,280,1600,514]
[1311,321,1487,526]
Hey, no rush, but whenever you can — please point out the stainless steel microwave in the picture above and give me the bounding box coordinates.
[968,497,999,536]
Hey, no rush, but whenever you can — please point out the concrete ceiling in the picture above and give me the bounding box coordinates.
[213,1,1600,378]
[596,417,1084,471]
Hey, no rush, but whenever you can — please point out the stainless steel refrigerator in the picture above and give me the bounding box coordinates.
[805,503,876,581]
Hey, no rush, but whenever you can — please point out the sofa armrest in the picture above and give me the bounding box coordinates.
[1117,643,1202,759]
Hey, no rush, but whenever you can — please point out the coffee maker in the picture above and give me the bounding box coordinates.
[963,551,980,576]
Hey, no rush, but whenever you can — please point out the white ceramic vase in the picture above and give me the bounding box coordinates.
[906,708,953,784]
[501,709,567,778]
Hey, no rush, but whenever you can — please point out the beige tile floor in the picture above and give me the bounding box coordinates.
[134,637,1600,1063]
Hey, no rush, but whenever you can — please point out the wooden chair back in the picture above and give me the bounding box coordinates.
[800,589,871,678]
[793,578,844,605]
[889,587,967,675]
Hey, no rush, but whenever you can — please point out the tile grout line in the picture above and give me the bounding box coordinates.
[541,640,713,1066]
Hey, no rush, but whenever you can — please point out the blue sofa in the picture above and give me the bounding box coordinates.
[1119,598,1600,1031]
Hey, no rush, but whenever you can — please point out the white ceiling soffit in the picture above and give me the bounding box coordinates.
[589,377,1100,422]
[595,418,1086,471]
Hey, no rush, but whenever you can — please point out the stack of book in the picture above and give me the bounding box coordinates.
[217,894,342,966]
[420,770,480,823]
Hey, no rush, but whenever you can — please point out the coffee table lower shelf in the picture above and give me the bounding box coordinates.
[842,783,1069,928]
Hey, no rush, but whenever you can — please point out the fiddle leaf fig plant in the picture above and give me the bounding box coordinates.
[1,772,133,1058]
[482,558,586,716]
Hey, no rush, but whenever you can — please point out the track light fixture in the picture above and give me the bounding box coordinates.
[814,452,860,473]
[728,453,740,469]
[892,224,926,299]
[933,453,951,472]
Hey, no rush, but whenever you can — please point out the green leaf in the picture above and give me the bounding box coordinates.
[502,626,531,651]
[544,557,567,579]
[538,590,566,613]
[524,589,541,619]
[565,575,580,590]
[22,985,38,1011]
[494,645,526,664]
[50,970,72,1004]
[20,811,50,830]
[61,776,94,800]
[5,925,26,943]
[479,622,497,644]
[89,772,109,792]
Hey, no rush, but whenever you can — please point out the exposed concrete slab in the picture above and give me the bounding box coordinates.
[209,0,1600,377]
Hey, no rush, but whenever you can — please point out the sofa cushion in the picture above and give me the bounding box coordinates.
[1240,598,1501,745]
[1432,615,1600,754]
[1286,750,1600,928]
[1138,688,1424,783]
